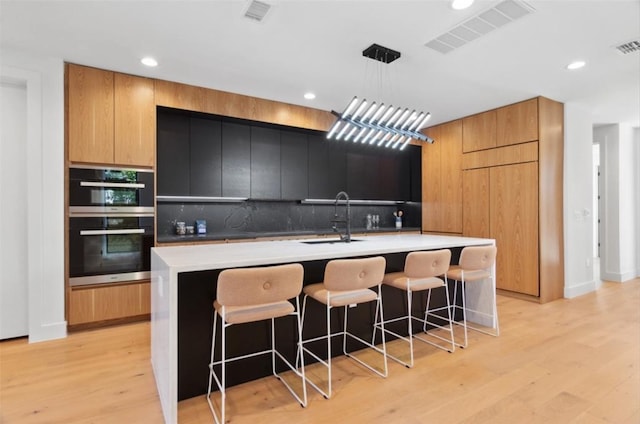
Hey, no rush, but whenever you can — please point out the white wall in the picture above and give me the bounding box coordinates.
[0,80,29,339]
[563,103,597,297]
[630,128,640,277]
[0,49,66,342]
[594,123,638,282]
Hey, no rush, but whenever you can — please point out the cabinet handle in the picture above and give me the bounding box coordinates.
[80,181,145,189]
[80,229,146,236]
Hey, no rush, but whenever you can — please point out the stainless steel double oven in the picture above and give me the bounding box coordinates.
[68,166,154,286]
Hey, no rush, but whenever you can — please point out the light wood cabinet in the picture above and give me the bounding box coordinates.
[462,168,490,238]
[114,73,156,167]
[67,63,155,167]
[438,96,563,302]
[68,281,150,326]
[490,162,539,296]
[462,109,496,152]
[422,120,462,234]
[67,64,114,164]
[496,98,538,147]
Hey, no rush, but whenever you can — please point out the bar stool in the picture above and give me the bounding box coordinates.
[207,263,307,424]
[446,245,499,348]
[375,249,455,368]
[300,256,387,399]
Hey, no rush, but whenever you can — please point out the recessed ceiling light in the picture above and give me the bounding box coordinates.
[141,57,158,67]
[566,60,586,70]
[451,0,474,10]
[304,92,316,100]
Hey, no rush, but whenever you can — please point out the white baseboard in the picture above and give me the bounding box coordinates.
[28,320,67,343]
[601,270,637,283]
[564,279,598,298]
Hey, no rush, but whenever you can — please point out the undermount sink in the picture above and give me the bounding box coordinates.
[300,238,363,245]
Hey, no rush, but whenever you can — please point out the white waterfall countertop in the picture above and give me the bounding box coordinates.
[150,233,495,424]
[152,233,493,273]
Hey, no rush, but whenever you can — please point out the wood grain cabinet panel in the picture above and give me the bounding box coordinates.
[496,98,539,147]
[422,125,442,232]
[68,281,150,326]
[421,121,462,233]
[490,162,539,296]
[67,64,114,164]
[462,110,496,152]
[94,284,141,322]
[462,168,490,238]
[68,64,156,167]
[68,288,95,325]
[114,73,156,167]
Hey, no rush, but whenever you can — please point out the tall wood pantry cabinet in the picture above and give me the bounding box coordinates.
[65,63,156,327]
[422,97,564,303]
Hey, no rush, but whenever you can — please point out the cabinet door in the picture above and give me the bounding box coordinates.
[409,144,422,202]
[346,148,376,199]
[422,121,462,233]
[462,110,496,153]
[490,162,539,296]
[308,135,346,199]
[114,73,156,167]
[222,122,251,198]
[67,64,114,164]
[190,117,222,197]
[156,109,190,196]
[462,168,490,238]
[496,98,538,147]
[422,125,441,232]
[250,126,281,199]
[280,131,308,200]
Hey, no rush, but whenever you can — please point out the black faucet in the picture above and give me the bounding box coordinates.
[331,191,351,242]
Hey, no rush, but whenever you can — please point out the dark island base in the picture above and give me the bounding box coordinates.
[177,249,463,401]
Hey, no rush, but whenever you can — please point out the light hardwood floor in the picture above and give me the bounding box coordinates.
[1,280,638,423]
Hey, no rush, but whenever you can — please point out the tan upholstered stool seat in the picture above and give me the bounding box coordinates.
[382,271,445,292]
[303,284,377,307]
[445,267,490,282]
[213,300,295,325]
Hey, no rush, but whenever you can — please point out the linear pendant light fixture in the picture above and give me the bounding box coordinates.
[326,44,434,150]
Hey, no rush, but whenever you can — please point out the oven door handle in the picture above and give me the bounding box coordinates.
[80,229,146,236]
[80,181,146,189]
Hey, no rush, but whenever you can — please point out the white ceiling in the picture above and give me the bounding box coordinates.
[1,0,639,128]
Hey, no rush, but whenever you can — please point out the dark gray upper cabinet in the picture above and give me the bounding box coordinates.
[250,126,281,199]
[409,144,422,202]
[157,108,421,202]
[280,131,308,200]
[222,122,251,198]
[308,135,347,199]
[190,117,222,197]
[157,109,190,196]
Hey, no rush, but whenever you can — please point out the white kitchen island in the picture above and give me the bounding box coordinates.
[151,234,495,424]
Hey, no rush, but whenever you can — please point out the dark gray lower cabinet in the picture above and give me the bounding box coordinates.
[250,126,281,199]
[222,122,251,198]
[190,117,222,197]
[280,131,308,200]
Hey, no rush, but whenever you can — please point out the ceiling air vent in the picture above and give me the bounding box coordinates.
[614,39,640,55]
[244,0,271,22]
[425,0,535,54]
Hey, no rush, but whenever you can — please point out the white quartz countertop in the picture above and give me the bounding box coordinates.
[151,234,494,273]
